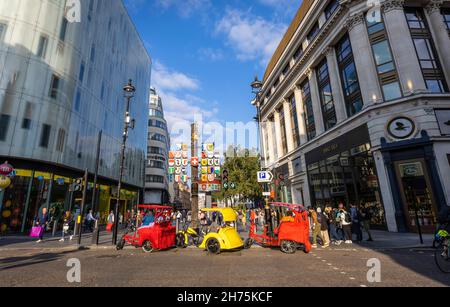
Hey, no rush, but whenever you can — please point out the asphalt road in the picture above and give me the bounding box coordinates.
[0,244,449,287]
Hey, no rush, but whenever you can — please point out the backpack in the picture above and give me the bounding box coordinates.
[344,212,352,224]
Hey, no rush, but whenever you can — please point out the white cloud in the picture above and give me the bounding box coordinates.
[152,61,200,92]
[154,0,211,18]
[198,48,224,62]
[215,9,287,66]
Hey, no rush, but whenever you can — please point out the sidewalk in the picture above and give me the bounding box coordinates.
[0,229,124,251]
[351,230,434,250]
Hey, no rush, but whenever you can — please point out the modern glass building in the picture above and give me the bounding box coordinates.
[0,0,151,233]
[145,88,170,204]
[259,0,450,233]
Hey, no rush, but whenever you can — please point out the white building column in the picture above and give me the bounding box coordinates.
[293,86,308,145]
[260,122,269,167]
[382,0,427,94]
[345,13,383,105]
[307,69,325,135]
[265,116,276,164]
[323,46,347,123]
[425,0,450,86]
[283,99,295,153]
[274,109,284,158]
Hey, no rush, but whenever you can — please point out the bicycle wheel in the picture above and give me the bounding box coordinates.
[435,239,450,273]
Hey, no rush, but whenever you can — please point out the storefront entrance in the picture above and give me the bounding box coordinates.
[394,159,438,233]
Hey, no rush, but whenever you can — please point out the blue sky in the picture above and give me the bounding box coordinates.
[124,0,301,146]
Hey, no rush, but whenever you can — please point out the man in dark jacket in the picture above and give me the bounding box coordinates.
[36,207,49,243]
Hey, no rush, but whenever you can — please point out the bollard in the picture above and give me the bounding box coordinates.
[91,219,100,245]
[73,215,78,238]
[52,220,58,237]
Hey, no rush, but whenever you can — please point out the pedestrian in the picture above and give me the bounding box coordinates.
[332,207,344,245]
[86,209,97,232]
[360,203,374,241]
[308,207,322,248]
[35,207,49,243]
[60,211,74,242]
[318,207,330,248]
[107,210,114,232]
[350,204,362,242]
[338,203,352,244]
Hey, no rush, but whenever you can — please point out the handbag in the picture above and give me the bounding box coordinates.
[106,223,113,232]
[63,224,70,232]
[30,226,44,238]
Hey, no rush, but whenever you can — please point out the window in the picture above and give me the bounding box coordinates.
[307,22,320,43]
[336,35,363,117]
[149,108,164,118]
[278,106,288,155]
[443,9,450,30]
[22,102,33,130]
[325,0,339,19]
[289,95,300,148]
[148,146,166,156]
[74,88,81,111]
[59,18,68,41]
[0,114,10,141]
[146,175,164,183]
[149,119,167,130]
[316,58,337,130]
[90,44,96,62]
[0,23,6,42]
[294,45,304,61]
[79,61,85,83]
[405,8,448,93]
[150,133,167,143]
[269,115,278,159]
[49,74,60,99]
[300,79,316,141]
[56,128,65,152]
[39,124,51,148]
[148,160,165,169]
[37,35,48,59]
[282,64,290,77]
[366,13,402,101]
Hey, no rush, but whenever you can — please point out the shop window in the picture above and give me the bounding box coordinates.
[405,8,448,93]
[0,114,10,141]
[39,124,51,148]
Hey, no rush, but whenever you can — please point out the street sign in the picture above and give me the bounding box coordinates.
[262,192,271,197]
[257,171,273,183]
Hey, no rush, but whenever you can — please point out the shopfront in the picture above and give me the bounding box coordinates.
[380,131,446,233]
[0,162,139,234]
[305,125,387,229]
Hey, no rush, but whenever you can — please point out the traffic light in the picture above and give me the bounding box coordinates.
[222,169,229,191]
[71,178,83,192]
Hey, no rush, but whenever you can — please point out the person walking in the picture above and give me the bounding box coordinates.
[318,207,330,248]
[107,210,115,232]
[338,203,352,244]
[86,209,97,232]
[35,207,49,243]
[360,203,374,241]
[60,211,74,242]
[350,204,363,242]
[309,207,322,248]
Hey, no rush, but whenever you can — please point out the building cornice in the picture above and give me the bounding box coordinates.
[381,0,405,13]
[425,0,444,14]
[344,12,365,31]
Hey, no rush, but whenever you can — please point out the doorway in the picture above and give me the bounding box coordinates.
[394,159,438,233]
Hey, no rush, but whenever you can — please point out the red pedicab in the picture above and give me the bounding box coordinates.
[245,202,311,254]
[116,205,176,253]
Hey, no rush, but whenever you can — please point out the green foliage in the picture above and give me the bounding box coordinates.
[217,145,262,204]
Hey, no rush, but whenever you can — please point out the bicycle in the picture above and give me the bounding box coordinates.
[434,222,450,273]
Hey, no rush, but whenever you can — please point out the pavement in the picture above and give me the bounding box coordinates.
[0,228,434,251]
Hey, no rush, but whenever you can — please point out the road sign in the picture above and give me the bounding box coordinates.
[257,171,273,183]
[262,192,271,197]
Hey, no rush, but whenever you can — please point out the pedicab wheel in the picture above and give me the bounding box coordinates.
[176,233,187,248]
[244,238,254,249]
[280,240,297,254]
[206,238,221,255]
[116,237,125,251]
[142,240,154,253]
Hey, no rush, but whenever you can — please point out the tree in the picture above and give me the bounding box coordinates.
[217,145,262,207]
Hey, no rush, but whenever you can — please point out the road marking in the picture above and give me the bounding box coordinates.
[349,277,356,280]
[360,285,368,287]
[340,272,346,274]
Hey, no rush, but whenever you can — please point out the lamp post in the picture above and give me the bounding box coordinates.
[112,79,136,245]
[250,76,264,170]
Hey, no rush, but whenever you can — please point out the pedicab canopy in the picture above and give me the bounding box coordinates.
[201,208,237,222]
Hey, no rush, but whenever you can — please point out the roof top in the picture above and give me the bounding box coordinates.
[263,0,315,83]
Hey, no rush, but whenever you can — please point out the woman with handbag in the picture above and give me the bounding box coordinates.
[35,207,49,243]
[59,211,74,242]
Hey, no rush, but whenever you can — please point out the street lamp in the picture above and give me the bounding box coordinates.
[250,76,264,169]
[112,79,136,245]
